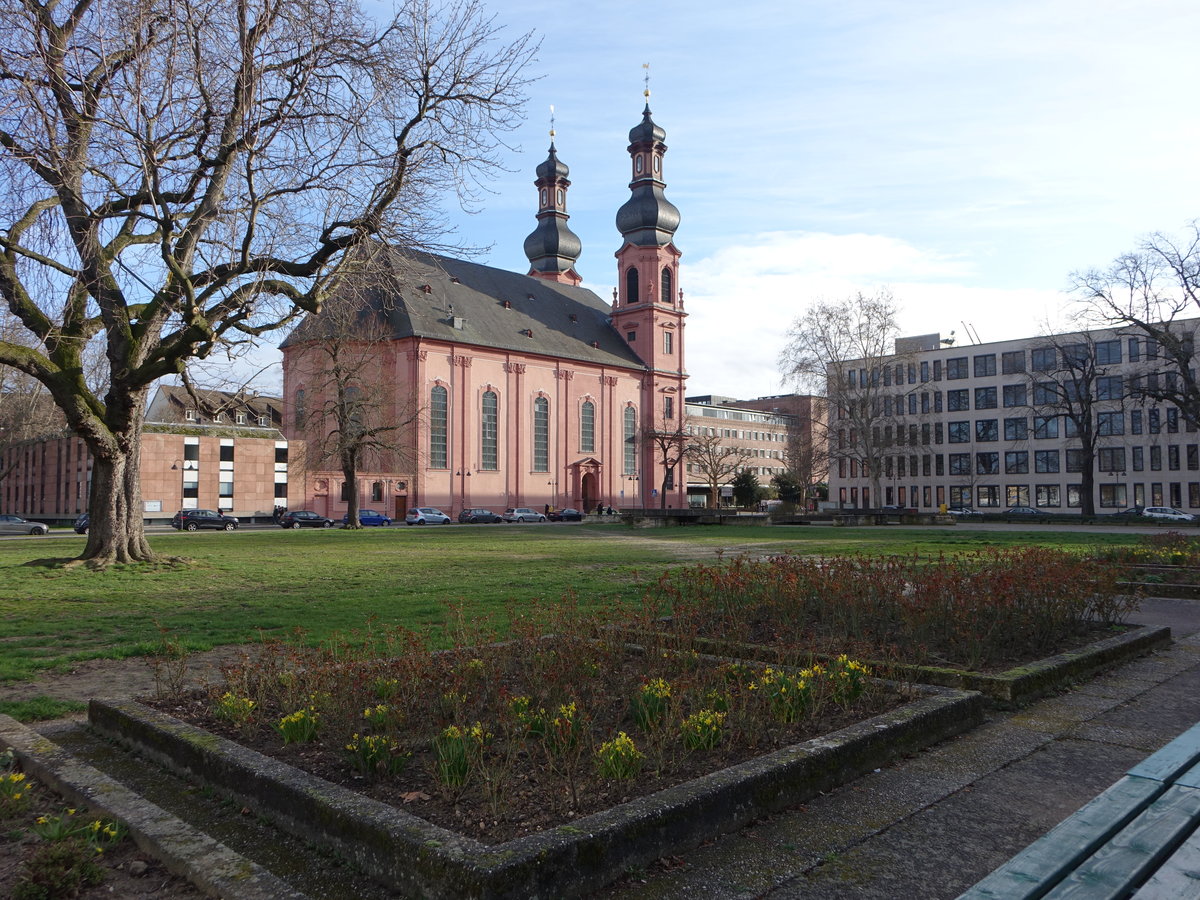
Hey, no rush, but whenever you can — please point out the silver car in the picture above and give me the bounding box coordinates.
[405,507,452,525]
[502,507,546,523]
[1143,506,1195,523]
[0,514,49,535]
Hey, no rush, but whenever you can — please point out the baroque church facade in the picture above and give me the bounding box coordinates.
[281,104,689,519]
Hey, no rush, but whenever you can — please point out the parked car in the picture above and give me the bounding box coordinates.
[1109,507,1147,519]
[0,514,49,535]
[278,510,334,529]
[1006,506,1049,516]
[171,509,239,531]
[458,508,503,524]
[548,507,583,522]
[502,507,546,523]
[343,509,392,527]
[1143,506,1196,523]
[405,507,452,525]
[73,513,89,534]
[946,506,982,517]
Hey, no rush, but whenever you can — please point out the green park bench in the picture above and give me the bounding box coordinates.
[960,721,1200,899]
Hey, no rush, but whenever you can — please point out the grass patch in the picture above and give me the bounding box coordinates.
[0,524,1145,682]
[0,697,87,722]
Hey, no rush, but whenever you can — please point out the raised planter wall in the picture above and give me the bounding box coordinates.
[89,685,984,899]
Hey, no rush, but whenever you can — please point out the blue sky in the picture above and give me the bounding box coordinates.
[251,0,1200,399]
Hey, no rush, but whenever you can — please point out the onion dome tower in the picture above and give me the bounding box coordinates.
[610,70,687,509]
[523,114,583,286]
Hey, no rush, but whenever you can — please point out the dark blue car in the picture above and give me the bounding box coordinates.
[343,509,392,527]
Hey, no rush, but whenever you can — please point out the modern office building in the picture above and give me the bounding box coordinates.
[828,322,1200,513]
[683,394,818,506]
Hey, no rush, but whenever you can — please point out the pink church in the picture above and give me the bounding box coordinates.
[281,104,689,519]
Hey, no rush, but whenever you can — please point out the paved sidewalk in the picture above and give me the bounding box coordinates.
[609,596,1200,899]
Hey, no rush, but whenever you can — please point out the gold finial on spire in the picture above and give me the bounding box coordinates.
[549,104,556,140]
[642,62,651,100]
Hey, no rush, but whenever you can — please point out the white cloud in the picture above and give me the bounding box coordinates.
[683,231,1069,400]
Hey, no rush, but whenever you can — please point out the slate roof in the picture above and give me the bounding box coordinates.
[281,249,648,371]
[147,385,283,426]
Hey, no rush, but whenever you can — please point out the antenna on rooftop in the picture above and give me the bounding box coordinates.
[961,322,982,345]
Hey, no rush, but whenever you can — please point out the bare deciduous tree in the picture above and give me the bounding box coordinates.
[685,430,749,508]
[780,290,915,507]
[0,0,533,564]
[287,259,418,528]
[1024,332,1127,516]
[642,424,689,509]
[1072,223,1200,426]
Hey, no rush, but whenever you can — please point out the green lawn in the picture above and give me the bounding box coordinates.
[0,524,1144,682]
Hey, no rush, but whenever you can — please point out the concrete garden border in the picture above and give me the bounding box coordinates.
[89,684,983,899]
[668,624,1170,708]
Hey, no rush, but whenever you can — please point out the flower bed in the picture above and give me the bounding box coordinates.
[91,683,982,899]
[620,548,1160,706]
[149,624,903,844]
[1095,531,1200,568]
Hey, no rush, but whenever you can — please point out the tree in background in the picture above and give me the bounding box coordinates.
[642,424,689,509]
[0,0,533,564]
[779,290,913,507]
[1024,332,1128,517]
[286,255,419,528]
[686,430,750,507]
[770,471,804,506]
[1073,223,1200,427]
[731,469,760,508]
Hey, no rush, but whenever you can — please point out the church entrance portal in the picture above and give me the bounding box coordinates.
[581,472,597,513]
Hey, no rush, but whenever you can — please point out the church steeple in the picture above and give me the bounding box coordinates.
[524,112,582,286]
[615,103,680,248]
[610,76,687,511]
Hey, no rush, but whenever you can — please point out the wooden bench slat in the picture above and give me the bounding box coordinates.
[1131,821,1200,899]
[1128,722,1200,784]
[957,775,1163,900]
[1042,785,1200,900]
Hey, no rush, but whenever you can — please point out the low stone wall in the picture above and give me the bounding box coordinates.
[611,624,1170,709]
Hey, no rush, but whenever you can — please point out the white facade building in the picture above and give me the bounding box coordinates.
[828,322,1200,514]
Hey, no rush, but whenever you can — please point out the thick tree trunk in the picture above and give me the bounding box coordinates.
[342,457,361,527]
[81,424,156,565]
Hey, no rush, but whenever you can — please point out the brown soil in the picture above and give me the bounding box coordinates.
[0,779,205,899]
[150,685,902,846]
[0,650,251,900]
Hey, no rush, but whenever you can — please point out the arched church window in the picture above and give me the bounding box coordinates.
[581,401,595,453]
[481,391,498,470]
[626,267,639,304]
[533,397,549,472]
[429,385,448,469]
[294,389,306,428]
[623,407,637,475]
[661,267,672,305]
